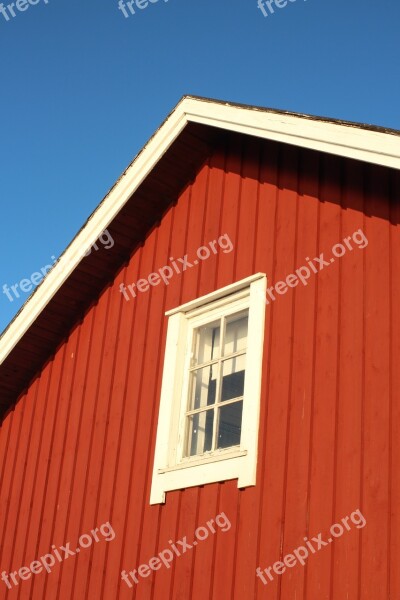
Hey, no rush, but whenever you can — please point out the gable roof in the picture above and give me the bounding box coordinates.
[1,95,400,409]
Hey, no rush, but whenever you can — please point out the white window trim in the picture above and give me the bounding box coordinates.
[150,273,267,505]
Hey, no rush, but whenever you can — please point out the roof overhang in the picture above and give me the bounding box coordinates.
[1,95,399,407]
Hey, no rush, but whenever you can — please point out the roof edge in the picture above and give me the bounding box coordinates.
[181,96,400,170]
[182,95,400,137]
[1,95,400,369]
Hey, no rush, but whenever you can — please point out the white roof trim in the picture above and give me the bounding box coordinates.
[183,97,400,170]
[1,96,399,367]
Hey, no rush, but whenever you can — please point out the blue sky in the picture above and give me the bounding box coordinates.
[0,0,399,332]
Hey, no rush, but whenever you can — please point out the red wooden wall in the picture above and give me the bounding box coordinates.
[0,135,399,599]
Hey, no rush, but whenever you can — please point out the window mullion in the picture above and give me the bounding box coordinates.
[212,316,225,451]
[189,349,247,372]
[186,396,245,417]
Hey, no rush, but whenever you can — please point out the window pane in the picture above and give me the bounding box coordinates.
[186,410,214,456]
[192,320,220,367]
[188,364,217,411]
[223,312,248,356]
[217,401,243,449]
[221,355,246,402]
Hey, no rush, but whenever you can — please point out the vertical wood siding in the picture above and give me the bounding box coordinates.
[0,135,399,600]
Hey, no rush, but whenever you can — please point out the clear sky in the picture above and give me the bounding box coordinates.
[0,0,399,332]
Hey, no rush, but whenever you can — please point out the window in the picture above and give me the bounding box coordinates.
[150,273,267,504]
[185,310,248,456]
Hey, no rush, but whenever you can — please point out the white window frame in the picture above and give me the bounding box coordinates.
[150,273,267,504]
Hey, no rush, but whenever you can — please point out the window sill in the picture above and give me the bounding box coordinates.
[158,448,247,473]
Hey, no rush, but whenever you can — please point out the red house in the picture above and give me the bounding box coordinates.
[0,96,399,599]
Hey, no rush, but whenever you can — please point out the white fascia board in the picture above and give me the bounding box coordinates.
[1,96,399,367]
[182,98,400,170]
